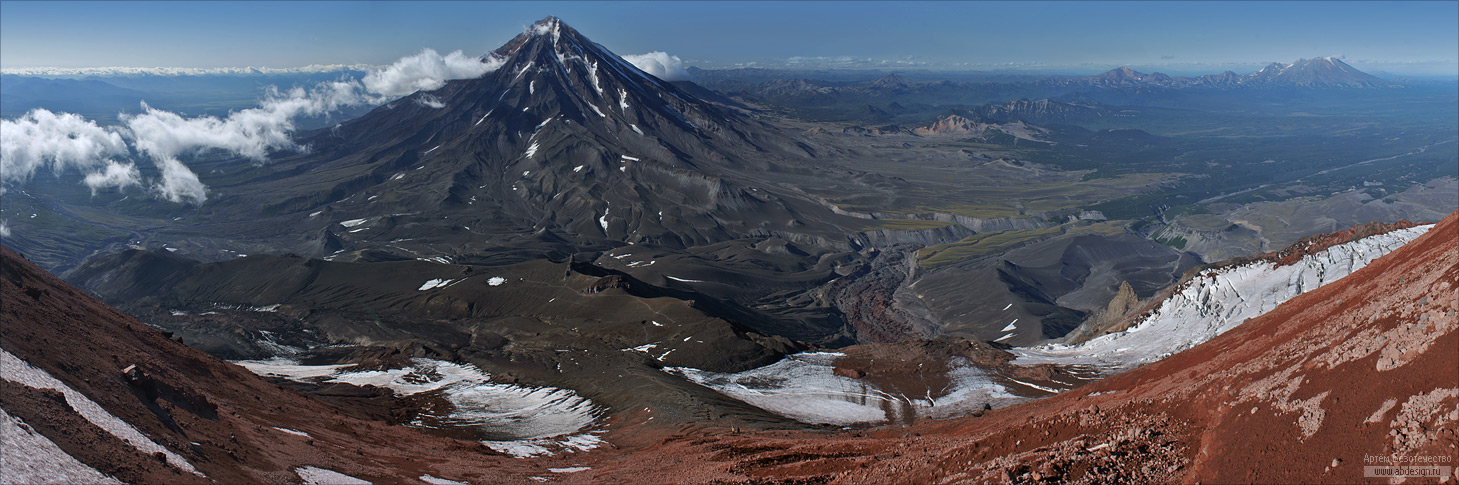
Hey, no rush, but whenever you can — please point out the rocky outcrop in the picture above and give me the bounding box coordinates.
[913,114,1049,142]
[1062,280,1141,345]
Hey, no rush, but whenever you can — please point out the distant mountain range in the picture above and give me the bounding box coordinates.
[704,57,1398,106]
[1058,57,1397,89]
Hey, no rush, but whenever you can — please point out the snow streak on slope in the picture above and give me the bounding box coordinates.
[234,358,604,446]
[1011,224,1432,369]
[0,349,202,476]
[0,407,122,485]
[296,466,371,485]
[666,352,1018,426]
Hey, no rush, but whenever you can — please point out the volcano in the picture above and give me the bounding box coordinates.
[191,17,855,263]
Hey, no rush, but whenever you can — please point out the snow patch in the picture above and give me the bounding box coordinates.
[419,475,469,485]
[236,358,604,444]
[587,103,606,118]
[272,427,311,438]
[0,349,203,476]
[549,467,591,473]
[484,432,606,458]
[624,343,659,353]
[487,276,507,286]
[525,142,539,159]
[0,406,121,484]
[666,352,1016,426]
[418,278,455,291]
[1000,319,1018,332]
[1006,378,1060,393]
[296,466,370,485]
[665,275,703,283]
[235,358,353,379]
[587,61,603,95]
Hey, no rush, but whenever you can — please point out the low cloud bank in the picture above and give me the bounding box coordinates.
[0,49,501,204]
[622,52,692,82]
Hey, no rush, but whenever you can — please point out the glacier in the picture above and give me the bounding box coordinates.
[1010,224,1432,369]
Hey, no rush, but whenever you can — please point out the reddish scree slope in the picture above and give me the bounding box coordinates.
[580,212,1458,484]
[0,245,563,484]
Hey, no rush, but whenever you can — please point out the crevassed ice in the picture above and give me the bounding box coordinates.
[1010,224,1433,369]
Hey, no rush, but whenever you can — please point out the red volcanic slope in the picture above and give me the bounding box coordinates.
[582,212,1458,484]
[0,245,570,484]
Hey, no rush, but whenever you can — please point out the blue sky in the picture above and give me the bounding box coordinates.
[2,1,1455,76]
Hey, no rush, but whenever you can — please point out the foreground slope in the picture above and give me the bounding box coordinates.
[581,210,1457,484]
[0,245,570,483]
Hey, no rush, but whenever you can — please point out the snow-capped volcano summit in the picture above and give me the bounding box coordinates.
[1244,56,1393,87]
[192,16,846,260]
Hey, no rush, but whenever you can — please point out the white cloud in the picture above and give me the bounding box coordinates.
[362,48,505,98]
[153,157,207,204]
[2,48,504,204]
[0,110,129,184]
[622,52,692,82]
[415,94,446,109]
[82,161,141,194]
[0,64,372,77]
[118,81,384,203]
[125,102,297,162]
